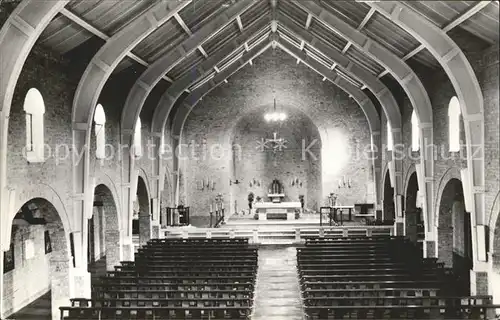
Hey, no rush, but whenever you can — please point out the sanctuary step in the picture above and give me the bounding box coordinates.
[252,245,305,320]
[266,213,288,220]
[164,223,394,245]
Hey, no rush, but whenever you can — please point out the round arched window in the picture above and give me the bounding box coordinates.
[411,111,419,152]
[448,96,461,152]
[23,88,45,162]
[93,104,106,159]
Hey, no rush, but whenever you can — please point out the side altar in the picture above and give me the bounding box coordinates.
[254,179,300,220]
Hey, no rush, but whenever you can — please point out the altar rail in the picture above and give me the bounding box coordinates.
[160,226,394,244]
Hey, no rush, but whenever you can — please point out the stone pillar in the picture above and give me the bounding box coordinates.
[437,226,453,267]
[71,267,91,299]
[100,195,121,269]
[49,256,71,320]
[425,240,436,258]
[91,209,101,261]
[371,132,382,209]
[395,222,404,236]
[98,207,105,259]
[470,269,489,295]
[139,212,152,247]
[0,245,4,319]
[104,229,121,271]
[392,129,404,232]
[419,124,434,239]
[121,130,135,240]
[122,234,134,262]
[0,113,8,320]
[151,221,160,239]
[405,209,418,243]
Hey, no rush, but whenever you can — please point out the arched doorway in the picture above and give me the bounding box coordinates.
[383,170,395,222]
[405,172,423,248]
[438,178,472,295]
[90,184,121,272]
[134,176,151,247]
[3,198,71,320]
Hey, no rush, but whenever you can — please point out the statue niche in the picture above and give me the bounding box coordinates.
[268,179,285,203]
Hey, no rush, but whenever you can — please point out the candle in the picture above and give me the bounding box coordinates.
[221,202,224,209]
[210,204,213,212]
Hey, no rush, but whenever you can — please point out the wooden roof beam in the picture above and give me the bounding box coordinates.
[377,1,492,78]
[60,8,174,83]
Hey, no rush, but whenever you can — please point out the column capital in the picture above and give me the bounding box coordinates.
[419,122,432,129]
[472,186,486,193]
[72,122,88,131]
[121,129,134,136]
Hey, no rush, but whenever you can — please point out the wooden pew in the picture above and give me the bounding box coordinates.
[300,280,446,290]
[98,274,255,284]
[303,295,493,307]
[106,270,256,277]
[297,237,499,319]
[93,288,254,300]
[302,288,442,298]
[303,304,500,319]
[63,238,257,319]
[114,265,257,273]
[60,305,251,319]
[71,297,252,308]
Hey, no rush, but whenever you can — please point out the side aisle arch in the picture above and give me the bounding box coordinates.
[369,0,486,266]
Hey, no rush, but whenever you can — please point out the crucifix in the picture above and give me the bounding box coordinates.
[266,132,286,152]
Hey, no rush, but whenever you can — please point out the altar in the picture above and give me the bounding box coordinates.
[254,179,300,220]
[254,202,301,220]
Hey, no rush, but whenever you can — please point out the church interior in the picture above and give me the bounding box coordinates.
[0,0,499,319]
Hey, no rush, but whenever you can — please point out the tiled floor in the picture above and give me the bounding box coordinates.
[252,245,305,320]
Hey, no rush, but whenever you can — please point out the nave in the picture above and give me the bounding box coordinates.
[1,0,499,319]
[55,236,500,319]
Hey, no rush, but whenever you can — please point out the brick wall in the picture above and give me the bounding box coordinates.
[492,214,500,304]
[4,37,160,313]
[7,45,77,221]
[182,49,372,217]
[479,46,500,227]
[7,40,161,229]
[231,107,322,211]
[378,30,498,234]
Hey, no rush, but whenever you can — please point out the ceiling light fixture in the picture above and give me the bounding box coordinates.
[264,99,287,122]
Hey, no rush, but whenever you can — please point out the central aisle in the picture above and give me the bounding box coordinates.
[252,245,305,320]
